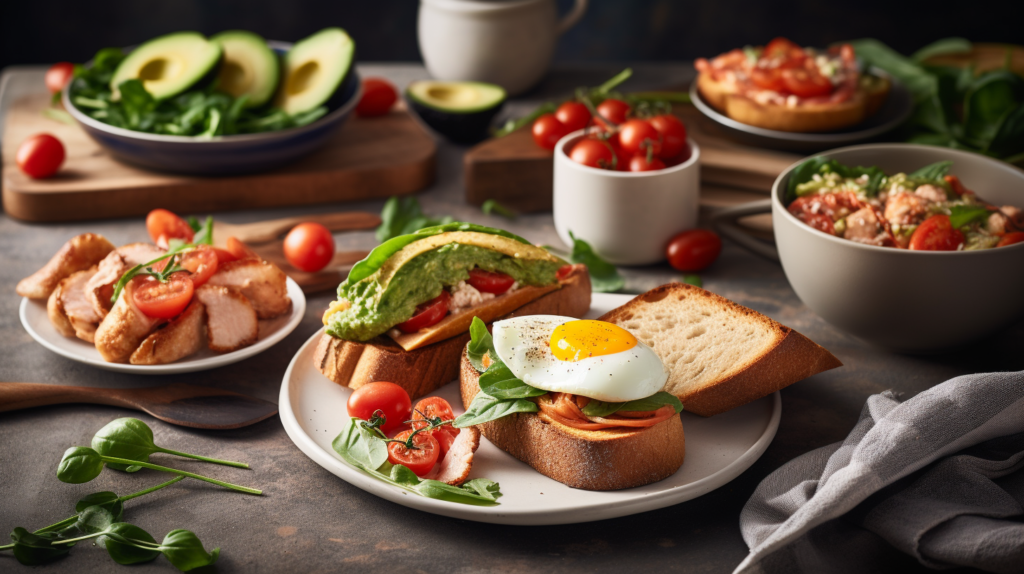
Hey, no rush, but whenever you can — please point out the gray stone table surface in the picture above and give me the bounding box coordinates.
[1,63,1020,574]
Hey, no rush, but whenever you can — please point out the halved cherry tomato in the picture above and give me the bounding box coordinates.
[750,68,787,92]
[226,236,260,261]
[569,138,615,169]
[387,429,440,476]
[356,77,398,117]
[397,290,451,333]
[595,98,630,130]
[909,215,963,251]
[467,268,515,294]
[131,272,194,319]
[146,209,193,247]
[411,397,460,457]
[17,134,65,179]
[996,231,1024,248]
[179,245,219,287]
[764,37,805,63]
[347,381,412,434]
[284,222,335,272]
[618,119,662,157]
[556,264,575,281]
[555,101,591,132]
[666,229,722,272]
[649,115,687,159]
[46,62,75,95]
[628,154,666,172]
[532,113,569,150]
[781,68,833,98]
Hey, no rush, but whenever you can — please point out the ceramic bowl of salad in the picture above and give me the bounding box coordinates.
[715,144,1024,351]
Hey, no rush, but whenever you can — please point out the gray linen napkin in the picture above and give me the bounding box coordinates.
[735,371,1024,574]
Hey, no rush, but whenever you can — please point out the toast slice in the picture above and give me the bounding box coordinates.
[459,350,686,491]
[599,283,842,416]
[315,264,592,400]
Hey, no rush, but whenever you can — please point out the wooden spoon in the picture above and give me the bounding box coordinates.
[0,383,277,430]
[213,211,381,245]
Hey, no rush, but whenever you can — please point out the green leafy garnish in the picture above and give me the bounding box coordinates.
[375,196,454,242]
[481,199,517,220]
[948,204,992,229]
[581,392,684,417]
[186,216,214,245]
[453,391,540,428]
[92,418,248,471]
[682,275,702,287]
[478,362,548,400]
[466,317,496,372]
[786,157,886,202]
[907,160,953,182]
[567,231,625,292]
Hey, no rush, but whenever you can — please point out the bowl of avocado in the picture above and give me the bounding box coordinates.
[63,28,361,175]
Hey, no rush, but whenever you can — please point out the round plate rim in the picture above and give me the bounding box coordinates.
[19,277,306,374]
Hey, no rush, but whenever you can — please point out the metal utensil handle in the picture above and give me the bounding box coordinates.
[710,199,780,262]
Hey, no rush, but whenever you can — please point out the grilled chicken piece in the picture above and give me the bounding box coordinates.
[61,267,103,343]
[424,426,481,486]
[17,233,115,299]
[195,285,258,352]
[94,280,165,363]
[47,280,76,338]
[207,260,291,319]
[130,300,206,365]
[844,206,894,247]
[913,184,948,203]
[86,243,166,318]
[884,192,930,226]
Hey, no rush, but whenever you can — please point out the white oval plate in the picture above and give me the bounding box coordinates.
[279,293,781,525]
[20,278,306,374]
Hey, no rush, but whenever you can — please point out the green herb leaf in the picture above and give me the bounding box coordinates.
[467,316,496,372]
[478,362,547,400]
[73,506,115,535]
[948,204,991,229]
[568,231,624,292]
[461,478,503,501]
[9,528,71,565]
[158,529,220,571]
[581,391,684,417]
[74,492,124,520]
[453,391,540,428]
[57,447,105,484]
[910,37,972,63]
[91,417,158,471]
[481,199,517,220]
[375,197,455,242]
[331,418,389,470]
[907,160,953,182]
[962,71,1024,149]
[682,275,702,288]
[101,523,160,565]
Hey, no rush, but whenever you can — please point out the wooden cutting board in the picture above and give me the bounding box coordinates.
[2,94,437,223]
[464,104,800,213]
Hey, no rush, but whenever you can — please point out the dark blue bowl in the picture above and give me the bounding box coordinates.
[62,41,361,175]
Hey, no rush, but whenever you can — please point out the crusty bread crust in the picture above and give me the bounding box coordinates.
[599,283,842,416]
[459,350,686,491]
[697,71,888,133]
[315,265,592,400]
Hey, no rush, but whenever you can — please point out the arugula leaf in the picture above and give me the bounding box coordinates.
[568,231,624,293]
[911,37,972,63]
[948,204,991,229]
[478,362,547,400]
[461,478,503,501]
[481,199,517,220]
[907,160,953,182]
[582,391,684,417]
[467,316,496,372]
[452,391,540,428]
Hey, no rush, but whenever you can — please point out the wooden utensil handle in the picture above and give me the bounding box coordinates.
[232,212,382,244]
[0,382,128,412]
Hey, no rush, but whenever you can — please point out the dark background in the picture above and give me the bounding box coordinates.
[3,0,1021,74]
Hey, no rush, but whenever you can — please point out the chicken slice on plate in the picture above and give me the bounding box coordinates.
[47,279,76,338]
[195,285,258,352]
[206,260,291,319]
[844,206,896,247]
[94,279,165,363]
[86,243,166,318]
[423,426,481,486]
[130,300,207,365]
[17,233,115,299]
[61,267,104,343]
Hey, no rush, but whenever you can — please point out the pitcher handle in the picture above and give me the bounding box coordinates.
[557,0,589,36]
[710,199,780,262]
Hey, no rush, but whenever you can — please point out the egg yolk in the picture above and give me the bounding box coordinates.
[550,320,638,362]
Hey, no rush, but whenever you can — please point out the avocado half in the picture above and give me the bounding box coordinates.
[211,30,280,108]
[406,80,506,143]
[110,31,222,100]
[275,27,355,115]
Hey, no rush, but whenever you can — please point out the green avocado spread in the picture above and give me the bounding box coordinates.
[325,239,562,342]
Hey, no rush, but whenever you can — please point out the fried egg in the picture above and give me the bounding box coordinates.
[491,315,668,402]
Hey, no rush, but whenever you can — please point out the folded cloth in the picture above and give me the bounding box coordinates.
[735,371,1024,574]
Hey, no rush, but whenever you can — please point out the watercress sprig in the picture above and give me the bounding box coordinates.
[92,418,249,471]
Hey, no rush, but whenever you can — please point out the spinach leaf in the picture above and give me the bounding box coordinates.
[907,160,953,182]
[331,418,388,470]
[911,37,972,63]
[376,196,453,242]
[74,491,124,521]
[989,104,1024,156]
[73,506,115,535]
[453,391,540,428]
[568,231,624,293]
[9,528,70,565]
[467,316,496,372]
[92,417,248,471]
[101,523,159,565]
[57,446,105,484]
[479,362,547,400]
[786,156,831,203]
[682,274,702,288]
[581,391,684,417]
[962,71,1024,149]
[481,199,517,220]
[157,529,220,571]
[948,204,991,229]
[786,157,886,202]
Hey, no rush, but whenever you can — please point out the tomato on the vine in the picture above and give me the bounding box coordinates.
[595,98,630,130]
[46,62,75,94]
[411,397,460,457]
[284,222,335,272]
[555,101,591,132]
[532,113,569,150]
[997,231,1024,248]
[131,272,194,319]
[179,245,219,287]
[649,115,687,159]
[909,215,963,251]
[618,119,662,157]
[666,229,722,272]
[569,138,615,169]
[17,134,65,179]
[145,209,193,247]
[347,381,413,434]
[356,78,398,117]
[397,291,451,333]
[628,154,666,172]
[387,429,440,476]
[467,268,515,294]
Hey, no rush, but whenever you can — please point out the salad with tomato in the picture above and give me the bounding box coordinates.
[786,158,1024,251]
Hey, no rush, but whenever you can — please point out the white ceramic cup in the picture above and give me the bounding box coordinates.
[417,0,588,96]
[553,130,701,266]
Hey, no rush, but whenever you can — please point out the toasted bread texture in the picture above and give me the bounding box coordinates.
[459,350,686,491]
[599,283,842,416]
[315,264,592,400]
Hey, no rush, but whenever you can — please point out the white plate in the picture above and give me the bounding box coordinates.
[20,278,306,374]
[279,293,780,525]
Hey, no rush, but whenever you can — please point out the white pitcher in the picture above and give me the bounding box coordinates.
[418,0,589,96]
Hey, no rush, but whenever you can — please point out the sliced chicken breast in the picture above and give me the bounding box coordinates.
[61,267,103,343]
[94,279,165,363]
[86,243,166,318]
[424,426,481,486]
[130,300,207,365]
[195,285,258,353]
[17,233,115,299]
[47,279,76,338]
[207,260,291,319]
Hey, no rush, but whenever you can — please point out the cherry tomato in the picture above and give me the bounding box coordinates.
[649,115,687,159]
[212,247,239,264]
[356,77,398,117]
[618,119,662,157]
[347,381,413,434]
[46,62,75,95]
[467,268,515,294]
[781,68,833,98]
[666,229,722,272]
[532,113,569,151]
[179,245,219,287]
[556,264,575,281]
[131,272,194,319]
[764,37,806,63]
[569,138,615,170]
[16,134,65,179]
[226,236,260,261]
[397,290,451,333]
[555,101,591,132]
[628,154,666,172]
[909,215,964,251]
[283,222,335,272]
[411,397,460,457]
[145,209,193,247]
[750,68,787,92]
[387,429,440,476]
[595,98,630,130]
[997,231,1024,247]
